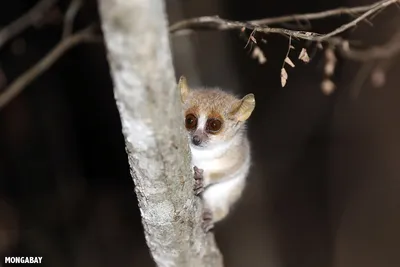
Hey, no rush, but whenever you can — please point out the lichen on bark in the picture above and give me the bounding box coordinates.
[97,0,223,266]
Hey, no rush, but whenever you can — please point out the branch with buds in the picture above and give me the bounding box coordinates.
[170,0,400,94]
[1,0,400,109]
[169,0,398,46]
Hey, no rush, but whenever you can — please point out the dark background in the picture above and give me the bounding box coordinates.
[1,0,400,266]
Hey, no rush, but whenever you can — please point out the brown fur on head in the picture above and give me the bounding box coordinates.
[178,76,255,148]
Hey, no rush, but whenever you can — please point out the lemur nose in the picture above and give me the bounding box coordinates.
[192,135,201,146]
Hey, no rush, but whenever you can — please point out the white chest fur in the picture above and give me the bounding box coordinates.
[190,138,251,223]
[190,136,250,184]
[190,139,235,181]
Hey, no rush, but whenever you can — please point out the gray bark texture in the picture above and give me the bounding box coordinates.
[97,0,223,266]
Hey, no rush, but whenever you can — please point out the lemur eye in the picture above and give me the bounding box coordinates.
[185,114,197,130]
[206,118,222,133]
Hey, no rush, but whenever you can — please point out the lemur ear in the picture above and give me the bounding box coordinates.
[178,76,190,103]
[229,93,256,122]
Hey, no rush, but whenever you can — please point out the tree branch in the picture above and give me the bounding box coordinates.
[97,0,223,266]
[317,0,398,41]
[0,0,58,49]
[0,0,100,110]
[1,0,398,110]
[62,0,83,39]
[169,0,398,44]
[0,26,99,110]
[169,0,400,65]
[250,0,397,26]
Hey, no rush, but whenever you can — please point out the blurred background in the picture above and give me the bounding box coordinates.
[1,0,400,266]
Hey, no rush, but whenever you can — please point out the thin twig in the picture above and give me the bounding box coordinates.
[62,0,83,39]
[317,0,398,41]
[282,36,292,70]
[251,0,394,25]
[0,26,100,110]
[280,36,292,87]
[0,0,57,49]
[169,0,399,45]
[244,29,256,49]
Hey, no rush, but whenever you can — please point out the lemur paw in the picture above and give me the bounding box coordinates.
[201,208,214,233]
[193,166,204,196]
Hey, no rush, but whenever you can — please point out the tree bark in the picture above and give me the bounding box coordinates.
[97,0,223,266]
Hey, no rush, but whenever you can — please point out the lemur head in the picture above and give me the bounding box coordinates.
[178,76,256,149]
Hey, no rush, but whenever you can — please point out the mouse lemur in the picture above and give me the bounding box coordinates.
[178,76,256,232]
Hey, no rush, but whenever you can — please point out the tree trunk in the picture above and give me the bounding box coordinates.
[97,0,223,266]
